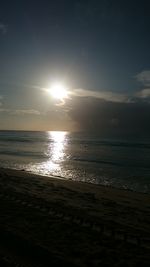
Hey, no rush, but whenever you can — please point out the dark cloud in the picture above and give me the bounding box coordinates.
[0,23,7,34]
[135,70,150,87]
[66,96,150,136]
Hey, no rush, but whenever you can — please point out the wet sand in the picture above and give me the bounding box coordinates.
[0,168,150,266]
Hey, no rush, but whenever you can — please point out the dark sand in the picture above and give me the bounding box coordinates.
[0,168,150,266]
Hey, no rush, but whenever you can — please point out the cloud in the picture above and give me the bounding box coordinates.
[72,87,149,103]
[0,23,7,34]
[0,108,10,113]
[0,108,41,115]
[135,88,150,99]
[12,109,41,115]
[72,74,150,103]
[135,70,150,86]
[72,88,130,103]
[66,96,150,136]
[0,95,3,107]
[65,83,150,135]
[135,70,150,100]
[1,81,150,134]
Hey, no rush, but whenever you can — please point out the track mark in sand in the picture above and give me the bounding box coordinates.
[0,248,36,267]
[0,229,60,267]
[0,191,150,249]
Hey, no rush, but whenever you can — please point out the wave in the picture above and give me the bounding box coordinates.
[0,150,48,159]
[69,139,150,149]
[73,157,150,169]
[0,138,48,143]
[1,131,150,149]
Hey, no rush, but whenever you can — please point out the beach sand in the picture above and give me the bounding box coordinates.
[0,168,150,266]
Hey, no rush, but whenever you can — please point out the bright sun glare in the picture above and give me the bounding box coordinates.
[50,82,68,100]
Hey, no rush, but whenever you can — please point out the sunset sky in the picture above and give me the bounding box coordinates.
[0,0,150,135]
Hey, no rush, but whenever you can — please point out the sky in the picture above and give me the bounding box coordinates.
[0,0,150,136]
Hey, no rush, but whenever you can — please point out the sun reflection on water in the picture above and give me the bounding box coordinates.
[49,131,67,162]
[38,131,68,175]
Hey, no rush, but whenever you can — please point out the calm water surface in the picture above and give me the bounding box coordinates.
[0,130,150,193]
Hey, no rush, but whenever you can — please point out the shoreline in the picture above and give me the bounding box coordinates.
[1,166,149,196]
[0,167,150,266]
[1,167,150,230]
[1,167,150,213]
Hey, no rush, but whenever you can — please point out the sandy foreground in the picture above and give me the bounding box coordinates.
[0,168,150,266]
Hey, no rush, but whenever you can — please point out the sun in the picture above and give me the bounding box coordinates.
[50,82,68,100]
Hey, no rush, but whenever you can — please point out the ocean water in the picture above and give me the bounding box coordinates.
[0,130,150,193]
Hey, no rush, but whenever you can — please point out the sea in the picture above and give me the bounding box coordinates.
[0,130,150,193]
